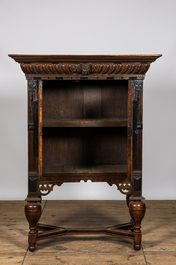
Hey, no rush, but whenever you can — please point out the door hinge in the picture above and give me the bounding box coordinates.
[28,123,34,131]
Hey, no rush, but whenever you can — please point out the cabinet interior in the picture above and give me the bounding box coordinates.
[42,80,128,173]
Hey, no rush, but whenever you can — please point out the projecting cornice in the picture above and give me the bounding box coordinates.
[9,54,162,80]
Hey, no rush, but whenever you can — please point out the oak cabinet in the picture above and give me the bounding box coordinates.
[9,54,161,251]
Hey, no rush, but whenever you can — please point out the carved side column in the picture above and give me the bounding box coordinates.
[25,201,41,251]
[129,200,146,250]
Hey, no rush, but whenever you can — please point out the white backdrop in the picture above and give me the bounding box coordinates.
[0,0,176,200]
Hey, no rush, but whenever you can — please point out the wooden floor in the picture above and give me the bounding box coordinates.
[0,200,176,265]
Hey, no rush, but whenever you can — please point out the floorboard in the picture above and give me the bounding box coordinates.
[0,200,175,264]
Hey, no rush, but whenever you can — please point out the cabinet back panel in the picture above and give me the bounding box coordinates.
[43,127,127,166]
[101,81,128,118]
[43,81,83,120]
[43,80,128,120]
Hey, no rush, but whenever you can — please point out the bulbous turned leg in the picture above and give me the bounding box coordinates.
[126,194,132,207]
[25,202,41,251]
[129,200,146,251]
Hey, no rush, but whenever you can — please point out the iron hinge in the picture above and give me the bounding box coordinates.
[28,123,34,131]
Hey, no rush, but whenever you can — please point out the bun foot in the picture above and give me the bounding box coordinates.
[28,244,36,252]
[134,244,141,251]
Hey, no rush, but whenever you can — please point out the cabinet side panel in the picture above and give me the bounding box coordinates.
[28,132,38,172]
[28,90,38,172]
[131,80,143,197]
[38,80,43,177]
[133,86,143,171]
[127,81,133,180]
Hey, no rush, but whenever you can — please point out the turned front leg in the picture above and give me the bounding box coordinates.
[25,202,41,251]
[126,194,132,207]
[129,200,146,251]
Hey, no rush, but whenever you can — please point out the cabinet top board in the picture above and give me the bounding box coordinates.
[8,54,162,63]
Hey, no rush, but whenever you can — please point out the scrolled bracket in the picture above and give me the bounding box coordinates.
[38,183,62,196]
[108,182,132,195]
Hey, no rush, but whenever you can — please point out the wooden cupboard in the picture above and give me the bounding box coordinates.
[9,54,161,251]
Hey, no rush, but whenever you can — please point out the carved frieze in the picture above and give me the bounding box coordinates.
[21,62,150,76]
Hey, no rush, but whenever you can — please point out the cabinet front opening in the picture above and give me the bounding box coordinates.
[43,127,127,173]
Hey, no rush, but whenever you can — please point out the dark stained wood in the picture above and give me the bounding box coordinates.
[28,132,38,172]
[42,127,127,167]
[83,82,101,118]
[8,54,162,81]
[43,80,83,120]
[101,80,128,118]
[25,202,41,251]
[100,127,127,165]
[38,80,43,178]
[28,88,38,173]
[127,80,133,182]
[9,54,161,252]
[133,83,143,171]
[40,173,128,182]
[43,80,128,120]
[43,164,127,173]
[133,132,142,170]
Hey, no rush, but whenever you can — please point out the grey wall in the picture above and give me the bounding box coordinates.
[0,0,176,200]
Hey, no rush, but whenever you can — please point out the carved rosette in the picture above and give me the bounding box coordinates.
[21,62,150,76]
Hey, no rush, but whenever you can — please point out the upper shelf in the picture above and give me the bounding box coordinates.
[42,118,128,128]
[8,54,162,80]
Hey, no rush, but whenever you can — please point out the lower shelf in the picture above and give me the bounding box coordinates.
[43,164,127,173]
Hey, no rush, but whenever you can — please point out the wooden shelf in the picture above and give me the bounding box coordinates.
[43,164,127,173]
[42,118,128,128]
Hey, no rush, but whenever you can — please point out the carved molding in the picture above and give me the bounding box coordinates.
[108,182,132,195]
[21,63,150,76]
